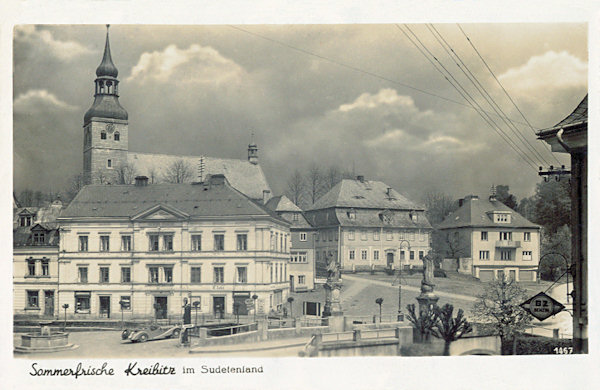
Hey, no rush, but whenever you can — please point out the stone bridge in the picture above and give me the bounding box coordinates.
[449,335,501,355]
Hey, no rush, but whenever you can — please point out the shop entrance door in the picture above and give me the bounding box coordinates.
[154,296,168,319]
[99,296,111,318]
[44,291,54,317]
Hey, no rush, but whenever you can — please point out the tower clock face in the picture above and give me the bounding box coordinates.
[106,123,115,133]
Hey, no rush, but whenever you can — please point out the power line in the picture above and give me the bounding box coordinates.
[227,25,537,130]
[426,24,555,168]
[456,23,562,165]
[397,24,539,172]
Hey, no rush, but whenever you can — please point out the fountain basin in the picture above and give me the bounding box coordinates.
[15,330,78,353]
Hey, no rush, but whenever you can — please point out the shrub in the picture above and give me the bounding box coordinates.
[501,334,573,355]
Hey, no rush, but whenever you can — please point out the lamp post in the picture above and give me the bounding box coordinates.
[193,301,200,326]
[252,294,258,323]
[233,302,240,325]
[287,297,295,320]
[539,252,571,303]
[375,297,383,323]
[396,240,411,320]
[119,299,126,329]
[62,303,69,331]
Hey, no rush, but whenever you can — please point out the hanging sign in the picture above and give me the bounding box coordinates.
[520,291,565,321]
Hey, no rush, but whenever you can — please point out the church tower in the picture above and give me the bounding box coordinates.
[83,25,129,185]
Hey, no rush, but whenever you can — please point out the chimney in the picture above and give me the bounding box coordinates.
[458,198,464,207]
[262,190,271,204]
[208,174,226,186]
[386,187,392,197]
[489,185,497,202]
[135,176,149,187]
[356,175,365,183]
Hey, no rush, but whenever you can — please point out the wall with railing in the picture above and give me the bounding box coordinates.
[300,326,413,357]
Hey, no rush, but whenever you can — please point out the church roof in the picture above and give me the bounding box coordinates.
[84,95,128,123]
[96,26,118,78]
[437,196,540,230]
[307,178,422,211]
[128,152,272,200]
[60,179,286,222]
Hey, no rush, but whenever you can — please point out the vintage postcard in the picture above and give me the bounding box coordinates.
[3,1,599,389]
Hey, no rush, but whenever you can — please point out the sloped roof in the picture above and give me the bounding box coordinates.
[128,152,272,200]
[13,226,60,247]
[437,196,540,230]
[265,195,302,212]
[60,180,285,222]
[538,94,588,136]
[265,195,312,228]
[307,178,422,211]
[335,209,432,229]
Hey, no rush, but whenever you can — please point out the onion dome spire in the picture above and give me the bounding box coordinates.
[96,24,118,78]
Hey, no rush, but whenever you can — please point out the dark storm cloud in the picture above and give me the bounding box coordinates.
[13,24,586,202]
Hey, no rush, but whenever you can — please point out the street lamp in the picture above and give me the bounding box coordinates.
[62,303,69,331]
[396,240,411,320]
[375,298,384,323]
[252,294,258,323]
[233,302,240,325]
[193,301,201,326]
[539,252,572,303]
[287,297,295,320]
[119,299,127,329]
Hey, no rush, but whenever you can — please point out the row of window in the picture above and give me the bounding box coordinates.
[290,252,308,263]
[76,265,254,284]
[348,249,423,261]
[480,231,531,241]
[478,250,533,261]
[347,229,427,242]
[100,131,120,141]
[26,258,50,277]
[77,233,252,253]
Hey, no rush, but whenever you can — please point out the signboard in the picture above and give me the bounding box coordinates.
[257,298,265,314]
[520,292,565,321]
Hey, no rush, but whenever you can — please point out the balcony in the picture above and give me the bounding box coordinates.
[495,240,521,248]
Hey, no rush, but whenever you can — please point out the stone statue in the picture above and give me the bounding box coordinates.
[421,252,435,294]
[326,254,340,282]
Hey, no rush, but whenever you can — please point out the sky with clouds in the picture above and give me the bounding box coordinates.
[13,24,587,203]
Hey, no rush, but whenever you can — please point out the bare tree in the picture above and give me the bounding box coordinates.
[163,159,194,184]
[286,169,306,207]
[95,170,109,185]
[422,191,457,225]
[115,162,138,185]
[66,173,86,202]
[306,163,324,205]
[323,165,346,194]
[147,165,159,184]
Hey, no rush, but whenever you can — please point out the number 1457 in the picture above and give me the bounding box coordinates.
[553,346,573,354]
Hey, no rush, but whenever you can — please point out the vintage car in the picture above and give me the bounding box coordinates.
[121,324,181,342]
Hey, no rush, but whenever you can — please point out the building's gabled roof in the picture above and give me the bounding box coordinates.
[59,179,286,223]
[265,195,313,228]
[128,152,272,200]
[265,195,302,212]
[437,196,540,230]
[307,178,422,211]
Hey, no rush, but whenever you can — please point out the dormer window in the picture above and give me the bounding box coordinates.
[493,212,511,223]
[347,209,356,219]
[292,213,299,222]
[33,232,45,245]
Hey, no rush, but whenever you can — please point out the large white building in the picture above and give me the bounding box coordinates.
[304,176,432,276]
[55,175,291,320]
[437,193,541,282]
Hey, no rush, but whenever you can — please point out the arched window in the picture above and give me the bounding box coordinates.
[101,131,107,140]
[114,131,120,141]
